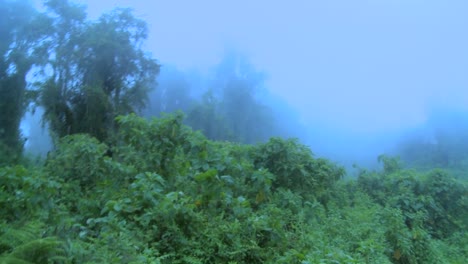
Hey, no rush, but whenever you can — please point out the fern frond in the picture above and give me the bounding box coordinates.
[0,222,43,254]
[9,237,63,264]
[0,256,33,264]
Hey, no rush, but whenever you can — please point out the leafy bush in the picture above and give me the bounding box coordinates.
[0,114,466,263]
[253,137,344,202]
[45,134,110,188]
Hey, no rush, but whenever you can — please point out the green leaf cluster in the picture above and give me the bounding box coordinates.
[1,113,466,263]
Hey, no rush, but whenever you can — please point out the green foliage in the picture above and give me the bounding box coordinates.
[218,73,274,143]
[186,90,234,141]
[114,112,191,179]
[1,2,465,263]
[185,53,277,144]
[253,137,344,200]
[3,238,63,264]
[0,166,59,222]
[44,134,110,188]
[0,0,50,165]
[145,66,194,115]
[423,169,468,238]
[1,113,466,263]
[0,0,160,165]
[378,154,402,174]
[357,157,468,263]
[39,0,159,143]
[396,109,468,180]
[0,222,64,264]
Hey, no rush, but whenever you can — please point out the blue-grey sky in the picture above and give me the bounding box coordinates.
[62,0,468,135]
[31,0,468,161]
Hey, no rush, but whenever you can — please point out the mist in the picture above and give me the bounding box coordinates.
[22,107,53,157]
[24,0,468,172]
[4,1,467,261]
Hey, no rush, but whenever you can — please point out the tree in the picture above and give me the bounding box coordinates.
[186,90,232,141]
[186,52,276,143]
[40,0,160,143]
[39,0,88,142]
[145,67,195,116]
[396,109,468,178]
[0,0,50,164]
[214,53,275,143]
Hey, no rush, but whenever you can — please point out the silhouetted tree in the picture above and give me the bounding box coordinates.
[213,53,275,143]
[145,67,194,116]
[0,0,50,164]
[40,0,159,143]
[186,90,232,140]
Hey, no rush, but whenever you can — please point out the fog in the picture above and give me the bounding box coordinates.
[25,0,468,171]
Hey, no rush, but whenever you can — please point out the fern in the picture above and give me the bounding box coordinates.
[9,238,63,264]
[0,222,42,254]
[0,256,33,264]
[0,222,64,264]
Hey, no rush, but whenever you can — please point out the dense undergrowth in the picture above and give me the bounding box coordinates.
[0,114,467,263]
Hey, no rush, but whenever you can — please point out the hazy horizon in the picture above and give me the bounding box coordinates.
[26,0,468,169]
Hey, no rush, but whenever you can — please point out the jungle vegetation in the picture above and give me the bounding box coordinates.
[1,0,467,263]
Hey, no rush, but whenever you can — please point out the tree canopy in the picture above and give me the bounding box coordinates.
[40,0,159,143]
[0,0,50,164]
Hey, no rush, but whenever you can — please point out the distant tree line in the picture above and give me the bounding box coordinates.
[1,0,305,166]
[145,54,302,144]
[396,109,468,179]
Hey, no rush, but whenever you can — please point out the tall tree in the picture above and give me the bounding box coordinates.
[186,90,232,141]
[185,53,276,143]
[215,53,274,143]
[0,0,49,164]
[41,0,159,142]
[39,0,87,141]
[145,67,194,116]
